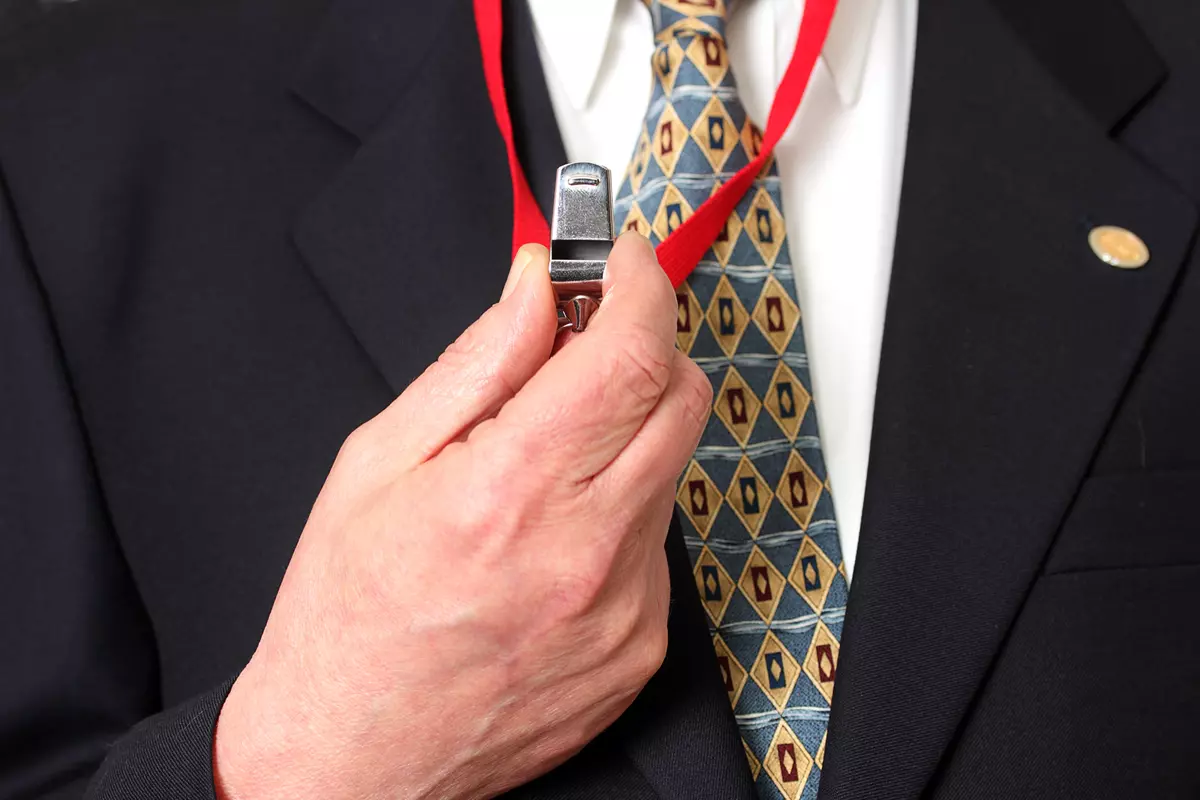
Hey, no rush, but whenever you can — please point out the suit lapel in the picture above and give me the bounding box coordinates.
[291,0,517,394]
[819,1,1197,798]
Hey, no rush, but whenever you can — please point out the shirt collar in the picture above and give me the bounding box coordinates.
[527,0,883,111]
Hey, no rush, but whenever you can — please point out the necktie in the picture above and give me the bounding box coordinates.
[613,3,848,798]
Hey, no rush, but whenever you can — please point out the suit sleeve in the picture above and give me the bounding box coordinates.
[0,167,231,798]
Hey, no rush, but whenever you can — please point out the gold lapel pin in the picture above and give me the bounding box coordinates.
[1088,225,1150,269]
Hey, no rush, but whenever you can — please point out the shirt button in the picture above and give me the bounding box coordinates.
[1088,225,1149,269]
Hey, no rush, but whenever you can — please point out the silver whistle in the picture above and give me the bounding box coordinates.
[549,162,614,332]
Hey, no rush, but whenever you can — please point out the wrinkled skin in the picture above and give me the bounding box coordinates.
[214,234,712,800]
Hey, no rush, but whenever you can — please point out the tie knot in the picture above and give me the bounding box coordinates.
[644,0,731,44]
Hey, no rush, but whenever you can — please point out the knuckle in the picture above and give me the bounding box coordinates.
[544,560,610,621]
[639,622,670,679]
[606,326,674,404]
[442,322,484,363]
[336,423,378,469]
[481,433,544,507]
[454,471,511,534]
[451,491,492,538]
[592,612,642,676]
[678,360,715,429]
[624,619,669,686]
[600,569,667,681]
[432,320,521,404]
[654,276,677,324]
[612,524,644,572]
[593,618,629,663]
[630,556,671,682]
[430,331,481,383]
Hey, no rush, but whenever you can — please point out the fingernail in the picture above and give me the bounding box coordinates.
[501,246,536,301]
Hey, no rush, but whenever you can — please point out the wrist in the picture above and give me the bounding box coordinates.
[212,666,269,800]
[212,658,444,800]
[212,662,324,800]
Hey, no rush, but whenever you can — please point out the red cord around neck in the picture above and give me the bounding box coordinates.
[474,0,838,288]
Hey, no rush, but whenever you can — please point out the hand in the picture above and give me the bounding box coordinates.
[212,234,712,800]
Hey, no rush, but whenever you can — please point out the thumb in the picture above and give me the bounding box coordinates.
[372,243,557,468]
[501,243,537,301]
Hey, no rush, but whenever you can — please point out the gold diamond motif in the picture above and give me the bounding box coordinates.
[750,629,801,709]
[775,450,823,529]
[713,367,760,446]
[712,633,748,706]
[744,187,787,266]
[788,536,836,613]
[625,128,652,195]
[725,456,772,536]
[676,460,722,537]
[752,275,801,353]
[651,103,689,178]
[652,183,693,242]
[652,38,686,97]
[704,275,749,357]
[739,547,787,622]
[689,96,739,172]
[675,284,705,353]
[684,31,730,87]
[743,741,762,780]
[620,201,651,239]
[763,722,813,800]
[655,1,726,43]
[762,361,810,441]
[815,732,827,770]
[711,212,743,267]
[693,547,736,625]
[803,622,839,704]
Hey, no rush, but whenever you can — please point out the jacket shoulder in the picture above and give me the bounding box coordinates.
[0,0,323,104]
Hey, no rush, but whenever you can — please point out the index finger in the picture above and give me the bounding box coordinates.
[472,232,679,482]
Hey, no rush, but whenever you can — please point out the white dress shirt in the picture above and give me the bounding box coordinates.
[528,0,918,581]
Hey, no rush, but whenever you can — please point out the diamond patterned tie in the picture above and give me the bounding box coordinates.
[613,3,848,798]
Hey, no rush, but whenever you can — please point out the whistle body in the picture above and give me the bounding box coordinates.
[548,162,614,332]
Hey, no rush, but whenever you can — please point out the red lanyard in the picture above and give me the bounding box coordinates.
[473,0,838,288]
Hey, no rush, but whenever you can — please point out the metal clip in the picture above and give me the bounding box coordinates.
[549,162,614,332]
